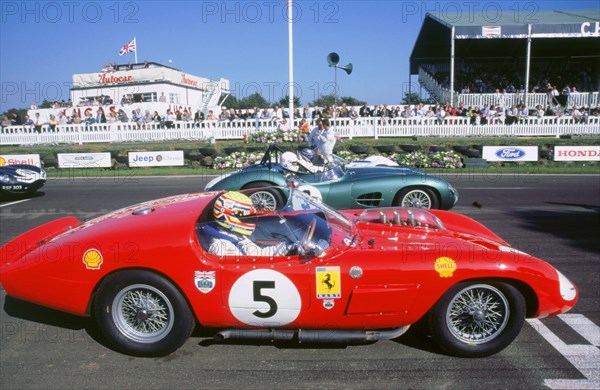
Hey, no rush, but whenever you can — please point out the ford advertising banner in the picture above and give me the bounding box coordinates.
[482,146,539,162]
[128,151,184,167]
[0,154,42,168]
[58,153,113,168]
[554,146,600,161]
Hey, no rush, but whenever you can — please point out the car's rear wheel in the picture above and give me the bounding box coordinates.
[94,270,195,357]
[428,282,525,357]
[244,182,285,211]
[398,187,439,209]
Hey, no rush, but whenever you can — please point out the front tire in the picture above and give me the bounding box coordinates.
[428,282,525,357]
[398,187,439,209]
[94,270,195,357]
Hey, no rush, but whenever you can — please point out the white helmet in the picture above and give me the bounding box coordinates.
[280,151,300,172]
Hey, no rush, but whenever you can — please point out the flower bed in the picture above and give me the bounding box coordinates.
[213,151,261,169]
[248,129,308,144]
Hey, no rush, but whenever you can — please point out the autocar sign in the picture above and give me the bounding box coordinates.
[482,146,538,162]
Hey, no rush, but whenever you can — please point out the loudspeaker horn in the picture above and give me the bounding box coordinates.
[339,63,353,75]
[327,52,339,66]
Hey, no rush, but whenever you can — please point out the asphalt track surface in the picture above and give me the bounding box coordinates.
[1,173,599,390]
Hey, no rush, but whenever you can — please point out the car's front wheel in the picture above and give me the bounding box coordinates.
[428,282,525,357]
[94,270,195,357]
[398,187,439,209]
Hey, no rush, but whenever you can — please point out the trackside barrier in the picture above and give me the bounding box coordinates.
[1,117,599,145]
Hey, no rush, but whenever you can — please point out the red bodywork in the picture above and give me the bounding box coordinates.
[0,191,577,331]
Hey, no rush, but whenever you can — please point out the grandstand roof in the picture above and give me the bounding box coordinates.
[410,9,600,74]
[429,8,600,27]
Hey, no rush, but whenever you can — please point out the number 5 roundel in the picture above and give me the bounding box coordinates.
[228,269,301,326]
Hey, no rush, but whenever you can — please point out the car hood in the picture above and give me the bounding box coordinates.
[345,166,425,177]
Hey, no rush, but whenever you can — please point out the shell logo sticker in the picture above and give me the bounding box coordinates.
[83,249,103,270]
[0,157,5,166]
[435,257,456,278]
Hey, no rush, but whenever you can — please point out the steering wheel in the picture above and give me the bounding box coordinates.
[299,219,317,255]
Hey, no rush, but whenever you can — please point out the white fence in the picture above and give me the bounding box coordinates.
[2,117,599,145]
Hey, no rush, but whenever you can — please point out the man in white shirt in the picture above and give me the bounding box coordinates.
[316,119,336,164]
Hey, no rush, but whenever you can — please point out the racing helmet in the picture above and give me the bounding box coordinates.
[214,191,256,236]
[300,148,315,162]
[280,151,300,172]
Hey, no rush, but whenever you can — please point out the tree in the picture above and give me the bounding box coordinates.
[340,96,366,106]
[221,95,239,109]
[311,94,337,107]
[312,94,365,107]
[39,100,52,109]
[401,92,436,105]
[236,93,270,109]
[275,95,301,108]
[1,108,28,122]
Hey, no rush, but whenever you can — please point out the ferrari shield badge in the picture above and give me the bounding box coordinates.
[194,270,216,293]
[316,266,341,299]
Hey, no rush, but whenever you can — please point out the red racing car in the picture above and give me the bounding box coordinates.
[0,188,577,357]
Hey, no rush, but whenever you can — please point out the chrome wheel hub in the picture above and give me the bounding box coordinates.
[446,284,509,344]
[112,284,175,343]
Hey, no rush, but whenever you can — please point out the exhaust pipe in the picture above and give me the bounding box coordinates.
[215,326,410,344]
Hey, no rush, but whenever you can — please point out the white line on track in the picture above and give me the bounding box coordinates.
[528,314,600,389]
[0,199,31,208]
[460,187,531,190]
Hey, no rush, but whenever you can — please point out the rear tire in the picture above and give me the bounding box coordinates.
[428,282,525,357]
[94,270,195,357]
[244,182,285,211]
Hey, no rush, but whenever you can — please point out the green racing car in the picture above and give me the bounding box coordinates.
[204,144,459,211]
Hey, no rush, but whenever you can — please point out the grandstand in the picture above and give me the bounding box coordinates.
[410,8,600,109]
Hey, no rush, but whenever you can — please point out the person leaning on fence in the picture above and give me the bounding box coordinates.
[1,115,11,129]
[22,115,34,132]
[48,115,59,132]
[33,113,45,133]
[96,110,106,124]
[164,110,175,129]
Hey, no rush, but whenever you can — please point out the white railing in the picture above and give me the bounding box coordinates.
[2,116,599,145]
[418,67,600,109]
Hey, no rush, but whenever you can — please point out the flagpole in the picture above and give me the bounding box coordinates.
[287,0,294,131]
[134,37,138,64]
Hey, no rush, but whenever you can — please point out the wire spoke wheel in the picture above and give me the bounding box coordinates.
[249,191,278,211]
[446,284,509,344]
[401,189,432,209]
[112,284,175,344]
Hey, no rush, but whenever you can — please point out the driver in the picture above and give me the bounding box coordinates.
[280,151,322,173]
[207,192,292,257]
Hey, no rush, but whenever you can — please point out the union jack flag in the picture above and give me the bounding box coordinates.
[119,38,136,56]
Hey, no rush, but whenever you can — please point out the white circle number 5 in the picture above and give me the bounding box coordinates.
[228,269,301,326]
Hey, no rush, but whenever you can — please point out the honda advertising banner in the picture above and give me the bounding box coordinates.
[554,146,600,161]
[482,146,539,162]
[128,151,184,167]
[57,153,113,168]
[0,154,42,167]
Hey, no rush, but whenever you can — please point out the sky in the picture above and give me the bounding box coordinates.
[1,0,598,111]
